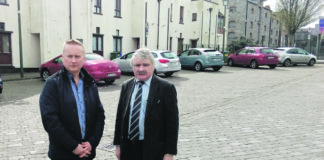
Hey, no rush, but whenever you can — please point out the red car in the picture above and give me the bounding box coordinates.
[227,47,279,69]
[39,53,121,84]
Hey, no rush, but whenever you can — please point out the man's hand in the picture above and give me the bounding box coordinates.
[115,146,121,160]
[80,142,92,157]
[72,142,91,158]
[163,154,174,160]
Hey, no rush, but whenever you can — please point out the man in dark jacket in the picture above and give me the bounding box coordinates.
[39,39,105,160]
[113,48,179,160]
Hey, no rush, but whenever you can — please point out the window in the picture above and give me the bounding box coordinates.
[264,25,266,31]
[250,21,253,28]
[113,36,122,52]
[192,13,197,21]
[179,6,184,24]
[93,27,103,56]
[250,32,253,39]
[0,32,12,65]
[0,22,4,31]
[217,15,224,34]
[93,35,103,55]
[93,0,101,14]
[265,12,268,18]
[228,32,235,39]
[229,7,236,13]
[115,0,121,17]
[0,0,8,5]
[229,21,235,28]
[251,8,254,14]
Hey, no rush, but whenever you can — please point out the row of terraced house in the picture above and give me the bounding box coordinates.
[0,0,284,70]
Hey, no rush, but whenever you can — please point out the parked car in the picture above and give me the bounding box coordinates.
[39,53,121,84]
[0,73,3,94]
[113,50,181,76]
[178,48,224,71]
[274,47,317,67]
[227,47,278,69]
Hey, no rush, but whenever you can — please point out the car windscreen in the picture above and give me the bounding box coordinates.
[273,49,285,51]
[160,52,177,59]
[260,48,275,54]
[86,54,104,60]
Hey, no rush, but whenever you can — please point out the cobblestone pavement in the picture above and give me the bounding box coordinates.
[1,65,324,160]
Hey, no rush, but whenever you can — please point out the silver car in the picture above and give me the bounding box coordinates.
[274,47,317,67]
[113,50,181,77]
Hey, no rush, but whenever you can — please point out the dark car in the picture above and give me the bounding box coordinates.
[39,53,121,84]
[0,73,3,94]
[227,47,279,69]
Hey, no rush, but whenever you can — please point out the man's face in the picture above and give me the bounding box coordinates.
[132,56,154,81]
[62,44,85,75]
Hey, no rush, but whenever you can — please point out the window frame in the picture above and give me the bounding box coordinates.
[115,0,121,17]
[179,6,184,24]
[113,36,123,52]
[192,13,197,22]
[93,0,102,14]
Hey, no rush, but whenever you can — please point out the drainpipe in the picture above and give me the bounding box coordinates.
[17,0,24,78]
[69,0,72,39]
[157,0,162,49]
[208,8,212,48]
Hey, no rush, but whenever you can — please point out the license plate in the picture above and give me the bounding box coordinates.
[107,73,116,77]
[268,57,274,59]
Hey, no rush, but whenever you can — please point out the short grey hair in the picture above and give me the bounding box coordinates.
[130,48,155,66]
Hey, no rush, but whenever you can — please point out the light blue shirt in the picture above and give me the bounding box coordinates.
[68,72,86,139]
[129,76,152,140]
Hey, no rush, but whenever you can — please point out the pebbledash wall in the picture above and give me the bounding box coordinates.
[0,0,228,69]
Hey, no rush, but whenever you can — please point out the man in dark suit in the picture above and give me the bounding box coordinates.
[39,39,105,159]
[113,48,179,160]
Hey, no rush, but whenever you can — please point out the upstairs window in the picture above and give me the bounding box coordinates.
[229,7,236,13]
[251,8,254,14]
[250,21,253,28]
[180,6,184,24]
[0,0,8,5]
[228,32,235,39]
[192,13,197,22]
[93,0,101,14]
[229,21,235,28]
[115,0,121,17]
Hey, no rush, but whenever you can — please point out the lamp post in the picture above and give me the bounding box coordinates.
[222,0,228,53]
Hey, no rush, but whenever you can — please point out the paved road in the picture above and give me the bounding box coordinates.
[1,65,324,159]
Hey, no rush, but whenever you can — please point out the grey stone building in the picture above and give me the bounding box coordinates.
[227,0,281,49]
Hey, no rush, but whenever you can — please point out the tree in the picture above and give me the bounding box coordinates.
[228,36,255,52]
[276,0,324,47]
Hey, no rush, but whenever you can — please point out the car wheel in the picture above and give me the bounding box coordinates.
[283,59,291,67]
[164,72,173,77]
[105,79,115,84]
[194,62,202,71]
[308,59,315,66]
[250,60,258,69]
[41,69,50,81]
[212,66,222,71]
[269,65,277,69]
[228,59,234,66]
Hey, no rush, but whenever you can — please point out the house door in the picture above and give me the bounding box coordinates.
[177,38,183,54]
[0,32,12,65]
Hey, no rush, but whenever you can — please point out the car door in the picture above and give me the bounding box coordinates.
[235,49,248,65]
[286,49,298,63]
[296,48,309,63]
[187,50,201,66]
[178,50,190,66]
[241,49,255,65]
[48,56,63,75]
[118,52,134,72]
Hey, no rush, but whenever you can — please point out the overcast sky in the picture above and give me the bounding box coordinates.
[263,0,324,28]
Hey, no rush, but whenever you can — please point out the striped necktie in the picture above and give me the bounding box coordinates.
[129,81,144,141]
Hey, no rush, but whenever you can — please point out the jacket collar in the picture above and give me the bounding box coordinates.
[61,66,95,85]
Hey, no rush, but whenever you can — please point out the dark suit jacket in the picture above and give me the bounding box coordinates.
[39,67,105,160]
[113,75,179,160]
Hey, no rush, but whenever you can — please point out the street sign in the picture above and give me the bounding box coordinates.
[319,18,324,34]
